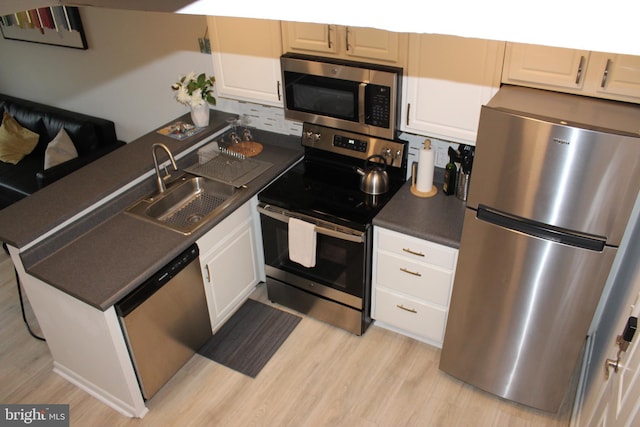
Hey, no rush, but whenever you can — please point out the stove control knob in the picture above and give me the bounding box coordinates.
[304,130,316,144]
[314,132,321,141]
[381,147,392,158]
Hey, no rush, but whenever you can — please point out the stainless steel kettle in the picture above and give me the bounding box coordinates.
[356,155,389,195]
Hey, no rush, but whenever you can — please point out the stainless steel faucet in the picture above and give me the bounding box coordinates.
[152,143,178,193]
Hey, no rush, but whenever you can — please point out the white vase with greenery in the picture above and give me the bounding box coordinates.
[171,72,216,127]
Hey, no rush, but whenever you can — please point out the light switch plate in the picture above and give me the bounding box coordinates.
[198,37,211,54]
[435,144,448,168]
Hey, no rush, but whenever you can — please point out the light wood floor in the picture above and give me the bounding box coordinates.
[0,251,573,426]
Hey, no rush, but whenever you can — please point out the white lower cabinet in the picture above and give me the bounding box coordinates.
[372,227,458,347]
[197,197,264,332]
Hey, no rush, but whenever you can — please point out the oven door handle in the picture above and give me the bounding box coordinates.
[258,205,365,244]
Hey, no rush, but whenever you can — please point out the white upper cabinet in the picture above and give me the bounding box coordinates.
[582,52,640,102]
[281,22,408,67]
[503,43,640,103]
[281,22,338,55]
[345,27,405,64]
[207,16,283,107]
[502,43,591,89]
[402,34,505,145]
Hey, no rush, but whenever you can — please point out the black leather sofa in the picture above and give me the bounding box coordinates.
[0,94,125,209]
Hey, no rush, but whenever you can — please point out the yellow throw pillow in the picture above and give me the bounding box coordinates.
[0,112,39,164]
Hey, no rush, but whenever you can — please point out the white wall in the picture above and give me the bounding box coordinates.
[0,8,214,142]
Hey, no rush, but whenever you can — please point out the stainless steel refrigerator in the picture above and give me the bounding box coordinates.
[439,85,640,412]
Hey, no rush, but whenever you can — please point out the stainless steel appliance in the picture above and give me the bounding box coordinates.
[258,122,407,335]
[281,53,402,140]
[116,244,212,400]
[439,85,640,412]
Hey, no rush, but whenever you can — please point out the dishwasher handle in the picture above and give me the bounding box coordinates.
[115,244,200,317]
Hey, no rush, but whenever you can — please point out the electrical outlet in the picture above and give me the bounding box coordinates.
[198,37,211,54]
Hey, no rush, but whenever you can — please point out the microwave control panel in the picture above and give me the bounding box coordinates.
[365,85,391,129]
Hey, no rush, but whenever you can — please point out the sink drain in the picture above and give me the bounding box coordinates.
[187,213,204,223]
[163,192,226,230]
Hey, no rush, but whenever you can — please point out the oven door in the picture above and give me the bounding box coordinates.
[258,204,370,309]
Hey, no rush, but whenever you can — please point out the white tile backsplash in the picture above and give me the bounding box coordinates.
[217,99,302,136]
[216,99,468,180]
[401,132,466,181]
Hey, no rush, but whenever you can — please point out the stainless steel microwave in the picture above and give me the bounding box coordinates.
[280,54,402,139]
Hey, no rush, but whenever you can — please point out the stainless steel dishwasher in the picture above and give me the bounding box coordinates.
[115,244,212,400]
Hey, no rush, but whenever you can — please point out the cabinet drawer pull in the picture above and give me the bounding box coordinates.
[277,81,281,101]
[397,304,417,314]
[402,247,425,257]
[601,59,612,88]
[575,55,586,84]
[400,267,422,277]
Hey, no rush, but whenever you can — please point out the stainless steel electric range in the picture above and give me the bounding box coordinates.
[258,123,407,335]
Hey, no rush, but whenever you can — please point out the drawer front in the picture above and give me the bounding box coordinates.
[377,252,452,306]
[373,288,447,344]
[377,228,457,270]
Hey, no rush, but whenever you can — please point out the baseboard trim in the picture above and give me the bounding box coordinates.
[53,361,148,418]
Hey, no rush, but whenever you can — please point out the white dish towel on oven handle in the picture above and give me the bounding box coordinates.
[288,217,317,268]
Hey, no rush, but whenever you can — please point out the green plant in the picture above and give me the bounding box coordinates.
[171,72,216,107]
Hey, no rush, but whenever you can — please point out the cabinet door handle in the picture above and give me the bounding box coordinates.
[601,59,612,88]
[345,27,351,51]
[400,267,422,277]
[402,247,425,257]
[397,304,417,314]
[277,81,281,101]
[327,25,333,49]
[205,265,211,283]
[575,55,586,84]
[406,103,411,126]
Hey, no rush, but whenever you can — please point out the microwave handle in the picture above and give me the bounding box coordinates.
[258,205,365,243]
[359,82,366,123]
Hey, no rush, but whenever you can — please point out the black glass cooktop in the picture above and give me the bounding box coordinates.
[258,155,405,231]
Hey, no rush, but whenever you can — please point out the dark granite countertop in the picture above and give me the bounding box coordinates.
[373,170,467,249]
[0,110,237,249]
[1,112,303,310]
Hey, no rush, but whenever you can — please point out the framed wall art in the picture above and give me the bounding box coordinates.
[0,6,87,49]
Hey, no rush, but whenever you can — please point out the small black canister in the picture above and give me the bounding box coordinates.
[456,155,473,202]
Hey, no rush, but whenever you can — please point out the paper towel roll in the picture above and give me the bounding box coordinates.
[416,144,435,193]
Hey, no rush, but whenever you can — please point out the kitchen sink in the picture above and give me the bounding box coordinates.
[125,173,239,234]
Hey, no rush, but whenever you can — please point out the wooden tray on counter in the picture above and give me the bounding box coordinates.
[225,141,263,157]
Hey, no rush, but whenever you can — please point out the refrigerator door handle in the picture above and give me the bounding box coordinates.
[477,205,607,251]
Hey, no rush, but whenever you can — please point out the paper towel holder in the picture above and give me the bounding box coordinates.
[410,139,438,198]
[411,162,438,198]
